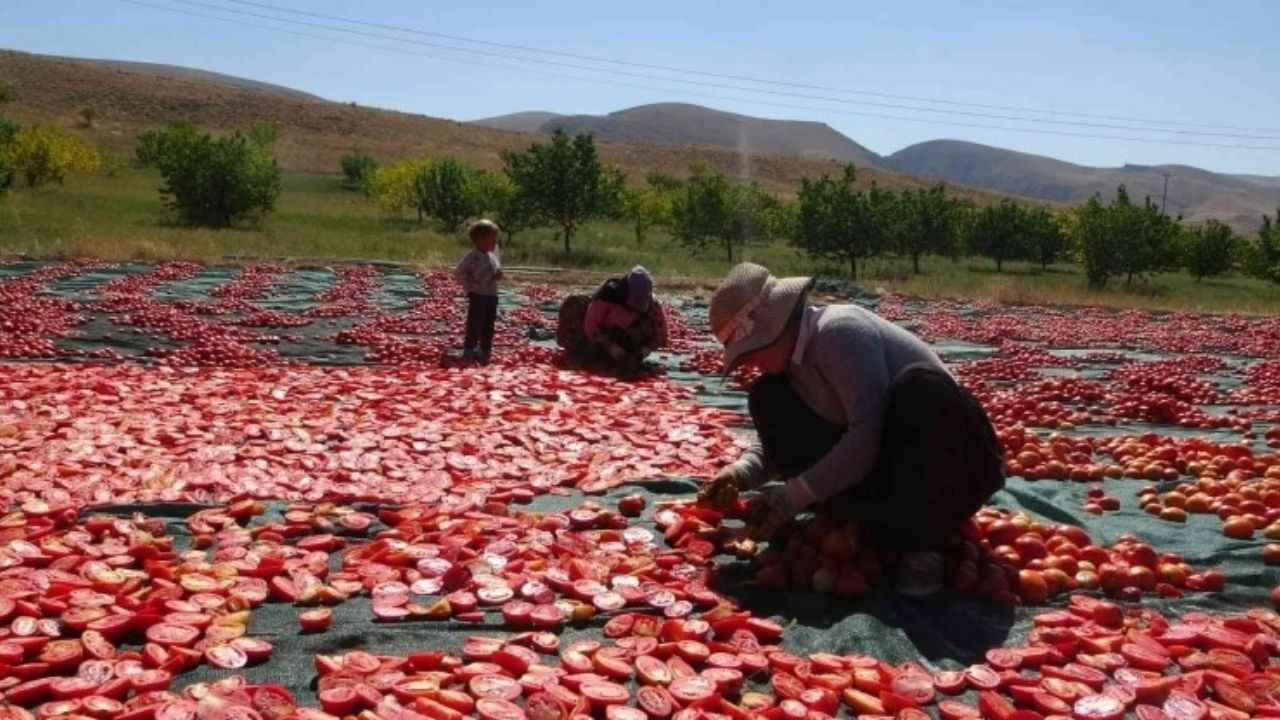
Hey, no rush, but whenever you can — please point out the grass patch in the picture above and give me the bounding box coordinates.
[4,169,1280,314]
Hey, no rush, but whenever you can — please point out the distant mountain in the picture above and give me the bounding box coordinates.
[1232,174,1280,191]
[538,103,883,167]
[471,111,563,133]
[886,140,1279,232]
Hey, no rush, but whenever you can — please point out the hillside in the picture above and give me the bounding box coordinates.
[886,140,1279,232]
[0,49,981,200]
[472,111,563,133]
[80,58,322,100]
[1233,174,1280,191]
[539,103,883,167]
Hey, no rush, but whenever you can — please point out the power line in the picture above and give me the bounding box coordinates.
[116,0,1280,152]
[161,0,1280,142]
[217,0,1280,136]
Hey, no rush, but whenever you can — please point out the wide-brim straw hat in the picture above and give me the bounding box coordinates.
[709,263,814,371]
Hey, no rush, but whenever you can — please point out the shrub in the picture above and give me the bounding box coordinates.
[4,125,101,188]
[413,156,485,232]
[136,122,200,168]
[141,123,281,227]
[340,151,378,189]
[502,130,622,254]
[1181,220,1237,281]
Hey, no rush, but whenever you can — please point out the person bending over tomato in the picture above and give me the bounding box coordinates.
[698,262,1004,595]
[557,266,667,374]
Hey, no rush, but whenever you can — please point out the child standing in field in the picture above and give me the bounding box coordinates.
[453,219,502,363]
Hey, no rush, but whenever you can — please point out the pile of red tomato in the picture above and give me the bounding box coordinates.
[709,503,1211,606]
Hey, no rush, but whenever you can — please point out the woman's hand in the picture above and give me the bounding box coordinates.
[744,485,795,541]
[697,467,741,510]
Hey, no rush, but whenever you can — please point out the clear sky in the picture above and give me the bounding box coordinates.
[2,0,1278,175]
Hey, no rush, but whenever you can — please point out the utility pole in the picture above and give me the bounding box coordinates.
[1161,172,1170,215]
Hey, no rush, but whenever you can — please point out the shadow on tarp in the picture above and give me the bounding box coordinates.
[710,566,1017,666]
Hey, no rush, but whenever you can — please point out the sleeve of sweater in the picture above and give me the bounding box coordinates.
[725,443,778,489]
[583,299,608,343]
[787,319,891,507]
[453,252,477,290]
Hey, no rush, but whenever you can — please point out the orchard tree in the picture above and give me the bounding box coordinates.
[364,157,431,216]
[672,165,734,260]
[1074,186,1179,289]
[795,165,877,279]
[672,167,784,262]
[136,122,200,167]
[0,118,15,197]
[477,172,540,244]
[966,199,1025,272]
[339,151,378,190]
[503,130,621,255]
[1111,187,1180,285]
[141,122,280,227]
[6,125,101,188]
[1025,207,1068,270]
[413,156,484,232]
[1181,220,1238,281]
[1245,209,1280,282]
[621,183,674,248]
[1074,194,1116,289]
[895,185,960,273]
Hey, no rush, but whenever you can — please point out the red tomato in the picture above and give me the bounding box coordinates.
[299,609,332,633]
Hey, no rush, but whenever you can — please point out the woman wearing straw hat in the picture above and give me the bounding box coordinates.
[698,263,1004,595]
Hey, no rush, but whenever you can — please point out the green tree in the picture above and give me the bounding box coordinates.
[1025,207,1068,270]
[645,171,683,192]
[413,156,485,232]
[475,172,539,244]
[502,130,621,255]
[1111,187,1180,285]
[795,165,878,279]
[247,121,280,147]
[0,116,15,196]
[0,81,15,195]
[1245,209,1280,282]
[965,199,1026,272]
[136,122,200,167]
[671,165,779,262]
[1073,194,1116,289]
[621,183,674,248]
[671,165,736,261]
[1073,186,1179,289]
[340,151,378,190]
[5,125,101,188]
[365,157,431,215]
[894,185,959,273]
[1180,220,1238,281]
[142,122,280,227]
